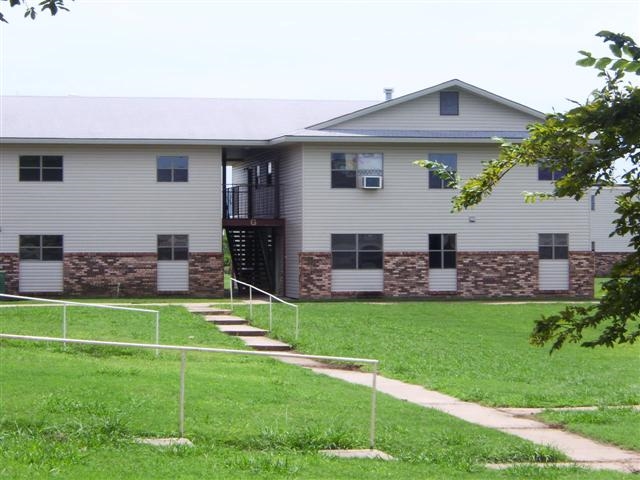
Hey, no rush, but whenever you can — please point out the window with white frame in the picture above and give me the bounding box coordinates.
[330,153,383,188]
[428,153,457,189]
[440,91,459,115]
[19,156,63,182]
[157,156,188,182]
[538,233,568,260]
[538,161,566,181]
[429,234,456,269]
[157,235,189,260]
[331,234,383,269]
[19,235,63,261]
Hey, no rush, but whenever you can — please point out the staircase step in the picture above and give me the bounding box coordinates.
[204,315,248,325]
[239,336,292,351]
[187,307,232,316]
[217,324,268,337]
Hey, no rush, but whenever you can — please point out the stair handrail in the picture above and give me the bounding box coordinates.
[229,277,299,340]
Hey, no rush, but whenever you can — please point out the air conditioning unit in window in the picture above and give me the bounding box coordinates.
[361,176,383,189]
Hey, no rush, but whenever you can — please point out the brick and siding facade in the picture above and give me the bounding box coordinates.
[457,252,538,298]
[594,252,632,277]
[298,252,332,299]
[0,254,19,294]
[569,252,595,298]
[383,252,429,297]
[64,253,157,296]
[189,252,224,296]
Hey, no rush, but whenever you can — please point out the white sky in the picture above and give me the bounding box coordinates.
[1,0,639,113]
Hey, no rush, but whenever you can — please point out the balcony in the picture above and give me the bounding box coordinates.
[224,183,279,220]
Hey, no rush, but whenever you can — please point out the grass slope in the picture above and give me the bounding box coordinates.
[242,301,640,408]
[0,305,626,479]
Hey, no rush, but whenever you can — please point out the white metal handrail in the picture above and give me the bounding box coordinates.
[229,278,300,340]
[0,333,379,448]
[0,293,160,354]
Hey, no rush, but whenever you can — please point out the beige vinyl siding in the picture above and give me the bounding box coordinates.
[279,145,304,297]
[429,270,457,291]
[19,262,63,292]
[539,260,569,290]
[300,144,590,253]
[157,261,189,291]
[590,187,633,252]
[329,89,540,131]
[0,145,222,254]
[331,270,383,292]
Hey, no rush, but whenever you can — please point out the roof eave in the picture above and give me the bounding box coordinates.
[0,137,271,146]
[269,135,526,145]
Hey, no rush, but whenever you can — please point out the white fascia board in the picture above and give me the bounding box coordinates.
[307,79,546,130]
[0,138,270,146]
[268,135,524,145]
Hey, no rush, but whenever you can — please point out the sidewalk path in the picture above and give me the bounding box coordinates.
[279,358,640,474]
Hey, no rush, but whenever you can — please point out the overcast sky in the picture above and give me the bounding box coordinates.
[1,0,639,113]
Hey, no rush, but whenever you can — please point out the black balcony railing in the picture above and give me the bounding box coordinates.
[224,183,279,219]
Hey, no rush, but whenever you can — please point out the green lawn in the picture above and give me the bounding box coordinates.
[536,408,640,452]
[1,305,623,479]
[240,301,640,408]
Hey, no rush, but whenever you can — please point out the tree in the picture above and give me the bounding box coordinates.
[417,31,640,352]
[0,0,71,23]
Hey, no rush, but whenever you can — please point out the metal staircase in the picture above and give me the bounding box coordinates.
[225,228,276,293]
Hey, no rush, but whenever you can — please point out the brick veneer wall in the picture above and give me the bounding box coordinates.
[569,251,595,298]
[594,252,632,277]
[64,253,157,296]
[384,252,429,297]
[299,252,332,299]
[0,254,19,294]
[189,253,224,296]
[457,252,539,298]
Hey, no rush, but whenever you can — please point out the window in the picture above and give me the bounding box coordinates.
[428,153,457,189]
[590,194,596,211]
[429,234,456,269]
[331,153,383,188]
[440,91,459,115]
[266,161,273,186]
[539,233,568,260]
[538,161,566,181]
[331,234,383,269]
[19,155,63,182]
[19,235,63,261]
[158,235,189,260]
[157,156,188,182]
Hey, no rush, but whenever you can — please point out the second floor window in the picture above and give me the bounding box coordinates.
[331,153,383,188]
[19,155,63,182]
[19,235,63,261]
[158,234,189,260]
[538,161,566,181]
[157,156,188,182]
[428,153,457,189]
[331,233,383,269]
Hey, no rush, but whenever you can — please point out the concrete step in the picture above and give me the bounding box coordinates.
[217,324,268,337]
[239,336,292,351]
[204,315,247,325]
[188,307,231,315]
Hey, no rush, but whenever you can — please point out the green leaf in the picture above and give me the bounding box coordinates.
[610,43,623,57]
[624,62,640,73]
[576,56,596,67]
[612,59,630,70]
[595,57,612,70]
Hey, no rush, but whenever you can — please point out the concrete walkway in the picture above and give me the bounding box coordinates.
[185,303,640,474]
[289,361,640,474]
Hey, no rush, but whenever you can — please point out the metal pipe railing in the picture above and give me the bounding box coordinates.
[0,333,379,448]
[229,278,299,340]
[0,293,160,355]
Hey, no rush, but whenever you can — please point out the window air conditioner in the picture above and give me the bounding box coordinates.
[361,176,383,189]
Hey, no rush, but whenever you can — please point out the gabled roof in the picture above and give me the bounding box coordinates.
[307,79,545,131]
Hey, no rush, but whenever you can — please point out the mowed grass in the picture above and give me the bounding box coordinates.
[241,301,640,408]
[1,305,623,479]
[536,408,640,452]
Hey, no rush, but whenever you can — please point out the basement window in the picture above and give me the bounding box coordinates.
[158,234,189,260]
[429,234,456,269]
[331,234,383,269]
[19,235,63,261]
[539,233,568,260]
